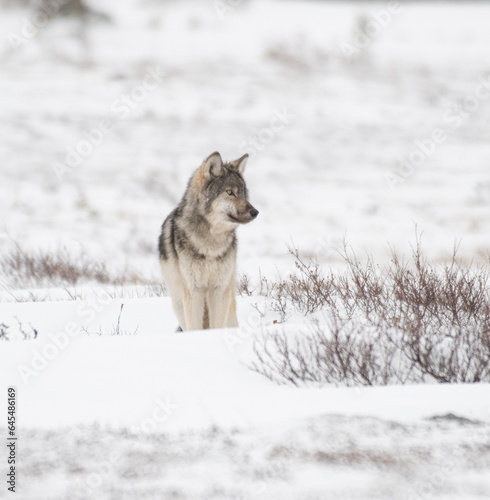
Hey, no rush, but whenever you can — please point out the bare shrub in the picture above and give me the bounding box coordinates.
[81,304,139,336]
[252,239,490,386]
[0,320,38,341]
[252,321,416,387]
[2,0,84,14]
[0,0,110,23]
[266,38,329,70]
[0,244,149,288]
[237,273,255,297]
[0,324,9,340]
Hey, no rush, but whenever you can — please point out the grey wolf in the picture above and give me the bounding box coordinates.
[158,152,258,331]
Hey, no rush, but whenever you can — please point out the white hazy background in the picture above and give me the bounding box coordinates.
[1,0,490,285]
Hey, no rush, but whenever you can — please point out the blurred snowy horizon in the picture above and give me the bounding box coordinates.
[1,0,490,287]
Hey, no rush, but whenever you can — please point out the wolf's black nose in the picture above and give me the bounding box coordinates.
[250,209,259,219]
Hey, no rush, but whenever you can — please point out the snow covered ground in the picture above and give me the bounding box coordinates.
[15,408,490,499]
[1,295,490,499]
[1,0,490,498]
[1,297,490,499]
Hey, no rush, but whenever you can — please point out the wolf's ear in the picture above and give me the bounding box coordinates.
[201,152,223,179]
[230,153,248,175]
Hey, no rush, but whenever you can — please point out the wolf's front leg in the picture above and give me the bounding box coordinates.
[171,295,187,331]
[226,290,239,328]
[225,276,239,328]
[183,287,206,330]
[207,287,230,329]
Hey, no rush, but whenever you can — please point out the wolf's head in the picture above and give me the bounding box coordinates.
[191,151,259,229]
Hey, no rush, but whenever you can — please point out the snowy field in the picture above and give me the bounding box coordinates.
[1,0,490,498]
[1,301,490,499]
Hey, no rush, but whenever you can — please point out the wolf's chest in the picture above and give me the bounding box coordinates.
[181,251,236,290]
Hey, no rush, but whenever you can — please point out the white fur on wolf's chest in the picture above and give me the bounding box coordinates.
[180,251,235,290]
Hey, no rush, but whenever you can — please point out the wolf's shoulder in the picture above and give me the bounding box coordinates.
[159,206,183,260]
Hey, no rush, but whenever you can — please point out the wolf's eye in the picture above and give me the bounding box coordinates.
[226,189,234,196]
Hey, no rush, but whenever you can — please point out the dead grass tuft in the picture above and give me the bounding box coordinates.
[0,244,150,289]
